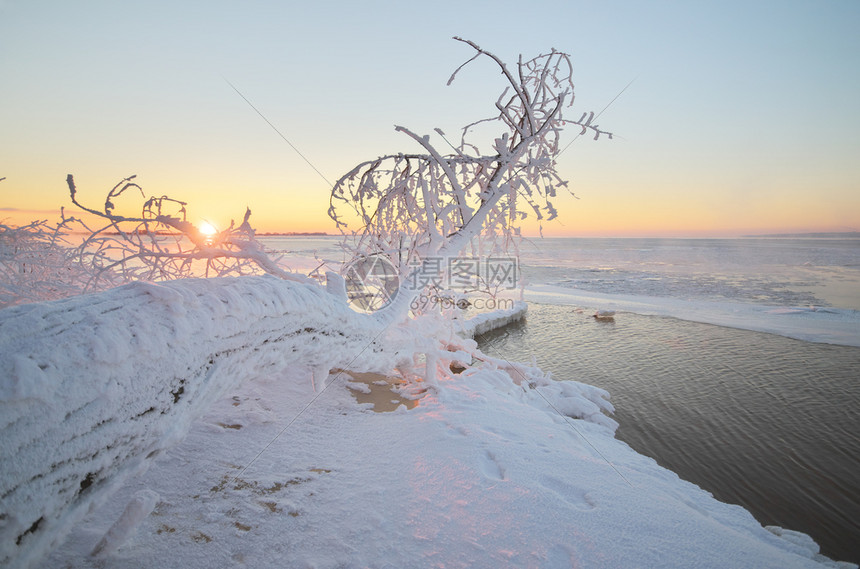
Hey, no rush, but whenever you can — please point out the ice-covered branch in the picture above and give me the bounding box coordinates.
[329,38,611,322]
[394,125,473,224]
[63,175,314,293]
[0,219,89,308]
[450,37,538,135]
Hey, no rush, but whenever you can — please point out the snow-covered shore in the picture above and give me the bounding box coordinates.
[42,354,850,569]
[1,276,855,568]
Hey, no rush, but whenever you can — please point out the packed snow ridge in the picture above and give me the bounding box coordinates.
[454,300,528,339]
[0,276,854,568]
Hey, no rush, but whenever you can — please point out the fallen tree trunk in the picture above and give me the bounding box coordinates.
[0,276,387,569]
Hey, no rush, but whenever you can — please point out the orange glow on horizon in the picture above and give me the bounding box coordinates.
[2,174,855,239]
[3,201,853,240]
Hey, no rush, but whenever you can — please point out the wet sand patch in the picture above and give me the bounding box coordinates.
[337,370,421,412]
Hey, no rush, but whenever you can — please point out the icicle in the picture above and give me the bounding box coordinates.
[424,353,438,386]
[91,490,159,557]
[311,364,331,392]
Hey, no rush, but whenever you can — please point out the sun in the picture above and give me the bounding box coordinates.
[199,221,218,236]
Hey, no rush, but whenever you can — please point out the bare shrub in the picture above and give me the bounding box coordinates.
[1,176,314,308]
[63,174,314,292]
[0,219,88,307]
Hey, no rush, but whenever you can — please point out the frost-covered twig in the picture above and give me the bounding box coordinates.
[329,38,611,322]
[0,219,88,308]
[64,174,314,292]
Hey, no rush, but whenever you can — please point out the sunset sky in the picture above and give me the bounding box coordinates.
[2,0,858,237]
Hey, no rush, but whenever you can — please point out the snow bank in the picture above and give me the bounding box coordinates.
[455,300,528,339]
[0,276,396,569]
[41,345,852,568]
[526,283,860,347]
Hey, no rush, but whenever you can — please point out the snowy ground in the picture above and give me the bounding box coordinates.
[41,356,848,569]
[2,276,856,568]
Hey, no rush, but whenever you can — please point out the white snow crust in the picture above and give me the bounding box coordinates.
[455,301,528,339]
[1,276,855,568]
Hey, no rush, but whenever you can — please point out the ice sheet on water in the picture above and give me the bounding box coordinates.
[525,283,860,347]
[517,237,860,312]
[549,268,825,307]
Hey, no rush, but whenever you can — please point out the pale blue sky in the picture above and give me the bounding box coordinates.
[2,0,858,235]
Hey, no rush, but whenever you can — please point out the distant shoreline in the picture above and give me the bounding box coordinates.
[62,231,333,236]
[741,231,860,239]
[52,230,858,240]
[258,232,329,236]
